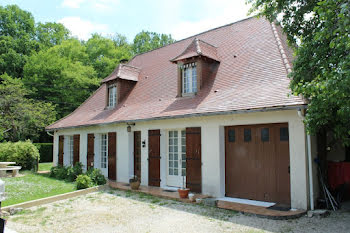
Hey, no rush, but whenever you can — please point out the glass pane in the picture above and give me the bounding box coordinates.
[174,161,178,168]
[244,128,251,142]
[169,131,173,137]
[182,146,186,152]
[174,131,178,137]
[228,129,235,142]
[182,161,186,168]
[169,138,173,144]
[169,168,173,175]
[182,153,186,160]
[182,169,186,176]
[182,130,185,137]
[174,169,178,175]
[169,146,173,152]
[174,146,178,152]
[261,128,269,142]
[280,127,289,141]
[169,153,173,160]
[174,153,178,160]
[174,138,178,145]
[169,161,173,168]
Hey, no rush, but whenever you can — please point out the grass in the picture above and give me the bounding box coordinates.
[38,162,53,171]
[2,171,76,207]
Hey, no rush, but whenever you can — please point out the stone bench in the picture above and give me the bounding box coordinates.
[0,166,22,177]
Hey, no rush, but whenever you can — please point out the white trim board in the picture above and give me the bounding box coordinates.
[216,197,275,207]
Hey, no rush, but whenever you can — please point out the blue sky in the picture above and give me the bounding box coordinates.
[1,0,251,41]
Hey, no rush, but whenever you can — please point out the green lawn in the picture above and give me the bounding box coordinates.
[38,162,53,171]
[1,171,76,207]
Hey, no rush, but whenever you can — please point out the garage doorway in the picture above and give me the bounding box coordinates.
[225,123,290,205]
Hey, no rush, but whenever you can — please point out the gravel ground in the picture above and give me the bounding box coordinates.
[6,189,350,233]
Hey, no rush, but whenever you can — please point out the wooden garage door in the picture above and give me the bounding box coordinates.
[225,123,290,205]
[148,130,161,186]
[108,132,117,180]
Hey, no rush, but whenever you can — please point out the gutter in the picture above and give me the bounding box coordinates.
[46,104,306,131]
[297,108,314,210]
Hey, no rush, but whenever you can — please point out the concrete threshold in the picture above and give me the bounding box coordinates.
[2,185,109,211]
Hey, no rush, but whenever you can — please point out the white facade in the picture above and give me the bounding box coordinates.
[52,109,312,210]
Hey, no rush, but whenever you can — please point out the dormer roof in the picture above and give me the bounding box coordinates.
[170,38,220,63]
[102,64,140,83]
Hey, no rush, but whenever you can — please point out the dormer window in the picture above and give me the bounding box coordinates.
[182,63,197,94]
[108,84,117,107]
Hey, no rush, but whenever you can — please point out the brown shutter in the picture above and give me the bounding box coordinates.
[134,131,142,179]
[87,134,95,169]
[58,136,64,166]
[108,132,117,180]
[186,127,202,193]
[73,134,80,165]
[148,129,161,186]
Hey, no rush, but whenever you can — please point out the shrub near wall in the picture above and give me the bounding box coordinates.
[34,143,53,162]
[0,140,40,170]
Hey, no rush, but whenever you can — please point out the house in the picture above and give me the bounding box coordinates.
[46,17,318,210]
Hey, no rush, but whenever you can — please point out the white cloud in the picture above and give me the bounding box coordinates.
[169,0,252,40]
[61,0,119,11]
[58,17,110,40]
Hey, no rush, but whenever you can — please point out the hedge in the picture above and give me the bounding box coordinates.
[0,140,40,170]
[34,143,53,162]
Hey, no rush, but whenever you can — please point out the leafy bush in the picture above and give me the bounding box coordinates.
[76,174,92,190]
[66,162,83,182]
[55,166,68,180]
[50,166,60,177]
[34,143,53,162]
[0,140,40,170]
[86,168,106,185]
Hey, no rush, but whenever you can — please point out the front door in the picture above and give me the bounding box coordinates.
[108,132,117,180]
[148,130,161,186]
[166,130,186,187]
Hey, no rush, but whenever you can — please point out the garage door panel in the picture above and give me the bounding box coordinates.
[225,123,290,205]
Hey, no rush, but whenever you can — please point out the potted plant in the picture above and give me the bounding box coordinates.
[129,175,140,190]
[178,176,189,198]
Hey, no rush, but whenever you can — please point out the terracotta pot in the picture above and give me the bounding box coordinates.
[178,188,190,198]
[130,181,140,190]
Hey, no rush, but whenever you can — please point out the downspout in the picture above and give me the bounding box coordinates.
[47,131,54,137]
[298,108,314,210]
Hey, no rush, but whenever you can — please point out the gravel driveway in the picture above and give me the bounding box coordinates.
[6,189,350,233]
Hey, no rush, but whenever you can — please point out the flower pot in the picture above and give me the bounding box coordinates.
[178,188,190,198]
[130,181,140,190]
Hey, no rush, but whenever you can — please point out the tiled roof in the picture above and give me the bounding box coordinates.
[102,64,140,83]
[47,17,305,130]
[170,38,219,62]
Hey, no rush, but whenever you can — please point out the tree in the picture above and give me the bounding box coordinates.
[35,22,70,49]
[85,34,132,79]
[0,5,39,78]
[23,39,99,118]
[132,31,175,54]
[248,0,350,145]
[0,74,56,142]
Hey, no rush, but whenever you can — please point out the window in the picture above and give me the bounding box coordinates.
[280,127,289,141]
[68,136,74,165]
[182,63,197,94]
[108,85,117,107]
[168,130,186,176]
[101,134,108,169]
[228,129,235,142]
[244,128,251,142]
[261,128,269,142]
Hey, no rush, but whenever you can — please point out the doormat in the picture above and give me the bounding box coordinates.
[267,204,291,211]
[163,190,176,193]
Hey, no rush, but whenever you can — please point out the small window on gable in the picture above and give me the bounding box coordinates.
[108,85,117,107]
[182,63,197,95]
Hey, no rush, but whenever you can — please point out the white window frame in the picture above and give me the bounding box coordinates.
[68,135,74,165]
[100,134,108,169]
[182,63,197,95]
[167,129,186,178]
[108,85,117,107]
